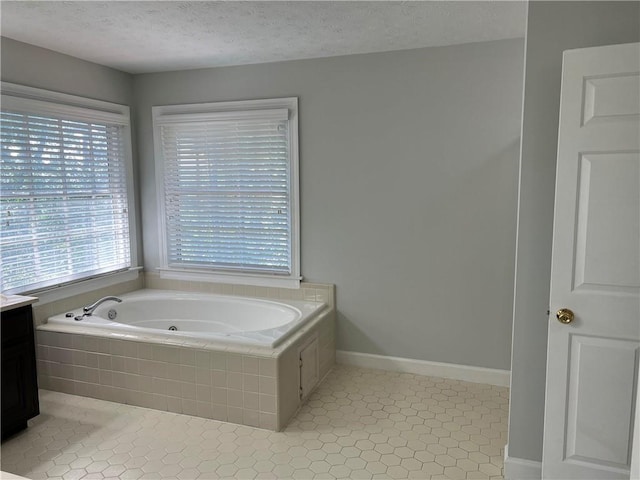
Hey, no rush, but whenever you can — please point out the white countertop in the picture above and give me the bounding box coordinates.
[1,294,38,313]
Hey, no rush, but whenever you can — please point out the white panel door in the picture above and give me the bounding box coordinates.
[543,42,640,479]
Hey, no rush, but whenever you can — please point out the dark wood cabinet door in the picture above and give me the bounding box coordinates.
[1,305,40,440]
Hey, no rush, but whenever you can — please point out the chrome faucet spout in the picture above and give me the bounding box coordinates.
[83,296,122,316]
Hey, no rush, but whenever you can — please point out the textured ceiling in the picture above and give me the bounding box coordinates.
[1,1,527,74]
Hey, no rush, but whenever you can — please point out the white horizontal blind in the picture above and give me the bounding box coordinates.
[159,111,292,274]
[1,108,131,293]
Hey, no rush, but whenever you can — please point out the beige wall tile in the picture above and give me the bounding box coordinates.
[258,377,278,395]
[99,370,112,386]
[152,377,168,395]
[181,382,196,400]
[196,385,211,403]
[195,350,210,369]
[211,370,226,387]
[96,338,110,354]
[212,387,227,405]
[211,403,227,422]
[165,379,181,397]
[243,374,259,393]
[228,407,243,424]
[37,359,50,376]
[242,356,259,375]
[196,368,211,386]
[137,343,154,360]
[227,372,242,390]
[196,401,212,419]
[166,363,181,380]
[180,365,195,383]
[124,358,138,374]
[153,345,180,364]
[259,358,277,377]
[138,376,153,394]
[167,396,182,414]
[211,352,227,370]
[111,356,125,372]
[259,412,278,430]
[182,399,197,416]
[243,392,259,411]
[123,373,138,391]
[259,394,277,414]
[86,353,100,369]
[180,349,196,366]
[228,389,242,407]
[243,409,260,428]
[227,354,242,372]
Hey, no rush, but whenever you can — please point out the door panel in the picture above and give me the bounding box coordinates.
[574,152,640,292]
[566,335,638,469]
[543,42,640,479]
[583,73,640,125]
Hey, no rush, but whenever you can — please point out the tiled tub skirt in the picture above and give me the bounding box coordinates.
[35,308,335,431]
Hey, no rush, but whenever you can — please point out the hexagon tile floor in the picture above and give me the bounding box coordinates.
[1,365,508,480]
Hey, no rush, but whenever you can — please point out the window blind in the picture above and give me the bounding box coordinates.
[1,108,131,293]
[158,110,292,275]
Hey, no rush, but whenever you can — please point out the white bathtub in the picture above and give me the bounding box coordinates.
[47,289,325,348]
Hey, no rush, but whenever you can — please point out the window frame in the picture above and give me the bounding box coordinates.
[152,97,301,289]
[0,82,139,298]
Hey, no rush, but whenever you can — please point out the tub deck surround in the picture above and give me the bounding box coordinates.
[28,274,333,326]
[30,275,145,326]
[142,273,335,311]
[46,289,326,348]
[35,285,336,431]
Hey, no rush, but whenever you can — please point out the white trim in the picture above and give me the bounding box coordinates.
[1,95,129,125]
[154,108,289,125]
[152,97,296,117]
[0,82,139,294]
[158,268,301,289]
[336,350,510,387]
[1,82,130,116]
[152,97,300,289]
[631,366,640,480]
[503,445,542,480]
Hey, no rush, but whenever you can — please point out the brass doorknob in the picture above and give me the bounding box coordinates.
[556,308,575,324]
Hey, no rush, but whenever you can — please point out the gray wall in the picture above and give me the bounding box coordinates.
[0,37,142,265]
[508,1,640,463]
[1,38,133,105]
[135,38,524,370]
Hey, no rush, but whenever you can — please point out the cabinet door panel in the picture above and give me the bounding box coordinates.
[1,305,40,440]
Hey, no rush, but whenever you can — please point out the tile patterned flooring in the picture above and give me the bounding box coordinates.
[1,365,508,479]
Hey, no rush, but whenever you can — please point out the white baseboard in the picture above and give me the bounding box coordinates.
[336,350,510,387]
[503,444,542,480]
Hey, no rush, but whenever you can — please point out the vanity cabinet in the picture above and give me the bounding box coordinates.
[1,300,39,440]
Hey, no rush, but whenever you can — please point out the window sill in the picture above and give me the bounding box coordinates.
[25,268,142,306]
[158,268,302,289]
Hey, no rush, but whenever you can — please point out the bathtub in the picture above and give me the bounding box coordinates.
[36,285,336,430]
[47,289,324,348]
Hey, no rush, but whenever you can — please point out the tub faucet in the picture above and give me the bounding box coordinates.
[83,296,122,316]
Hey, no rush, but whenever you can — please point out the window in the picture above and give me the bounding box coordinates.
[0,83,136,294]
[153,98,300,288]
